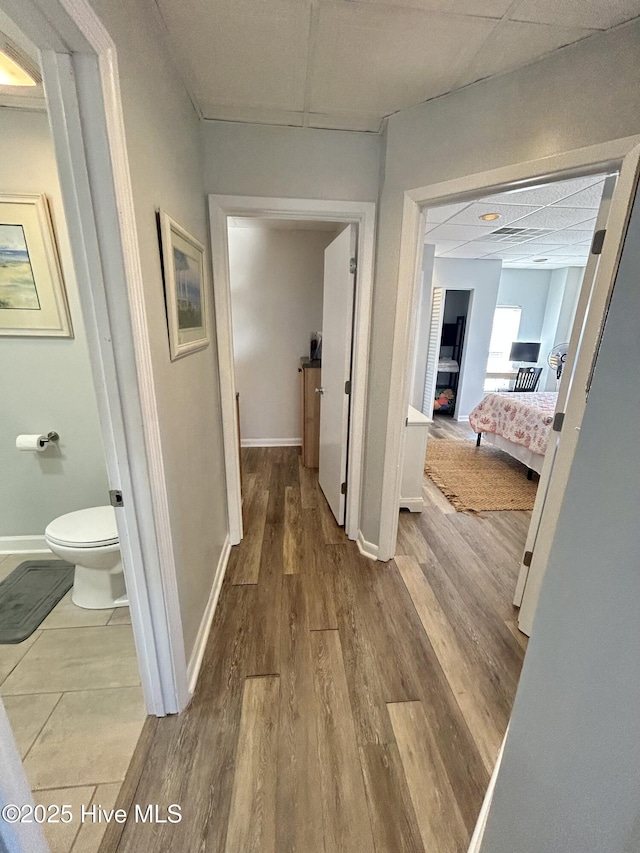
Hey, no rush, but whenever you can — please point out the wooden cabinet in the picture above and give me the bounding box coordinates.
[299,358,321,468]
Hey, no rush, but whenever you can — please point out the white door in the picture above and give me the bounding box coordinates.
[319,225,357,525]
[515,170,633,635]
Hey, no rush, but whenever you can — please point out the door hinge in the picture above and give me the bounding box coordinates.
[109,489,124,508]
[341,481,347,495]
[523,550,533,567]
[552,412,565,432]
[350,257,357,275]
[591,229,606,255]
[345,380,351,395]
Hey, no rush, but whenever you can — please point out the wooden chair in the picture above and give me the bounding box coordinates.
[513,366,542,392]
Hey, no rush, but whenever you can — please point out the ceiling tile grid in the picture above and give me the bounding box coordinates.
[151,0,640,132]
[425,175,608,269]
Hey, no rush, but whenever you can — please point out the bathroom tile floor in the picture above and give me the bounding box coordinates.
[0,551,146,853]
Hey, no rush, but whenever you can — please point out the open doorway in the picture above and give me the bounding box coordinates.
[209,195,376,553]
[0,23,148,853]
[386,148,640,848]
[404,171,617,615]
[226,216,355,535]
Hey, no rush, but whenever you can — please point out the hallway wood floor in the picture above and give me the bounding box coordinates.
[110,437,529,853]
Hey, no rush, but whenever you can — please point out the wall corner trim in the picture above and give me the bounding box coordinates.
[357,530,380,561]
[187,534,231,695]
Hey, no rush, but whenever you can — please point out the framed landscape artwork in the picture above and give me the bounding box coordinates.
[0,193,72,337]
[158,210,209,360]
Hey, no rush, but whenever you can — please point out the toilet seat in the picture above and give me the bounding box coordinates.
[45,506,118,549]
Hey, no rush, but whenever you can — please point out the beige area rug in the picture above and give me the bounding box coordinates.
[424,439,538,512]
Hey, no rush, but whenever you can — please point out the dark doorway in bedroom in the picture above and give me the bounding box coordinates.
[434,290,470,418]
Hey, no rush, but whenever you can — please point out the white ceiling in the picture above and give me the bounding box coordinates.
[425,174,608,268]
[153,0,640,132]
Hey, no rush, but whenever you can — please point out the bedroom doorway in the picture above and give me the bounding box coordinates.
[395,151,639,649]
[419,288,471,419]
[389,142,640,852]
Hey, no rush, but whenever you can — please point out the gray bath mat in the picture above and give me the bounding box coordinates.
[0,560,74,644]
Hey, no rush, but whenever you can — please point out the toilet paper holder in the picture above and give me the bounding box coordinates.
[41,432,60,447]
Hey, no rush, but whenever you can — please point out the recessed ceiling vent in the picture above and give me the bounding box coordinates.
[483,226,553,242]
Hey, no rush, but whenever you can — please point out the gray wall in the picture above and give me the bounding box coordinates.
[228,225,334,443]
[360,17,640,545]
[497,268,552,348]
[0,109,108,541]
[90,0,228,661]
[480,180,640,853]
[202,120,382,202]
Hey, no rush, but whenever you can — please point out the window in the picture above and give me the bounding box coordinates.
[484,306,521,392]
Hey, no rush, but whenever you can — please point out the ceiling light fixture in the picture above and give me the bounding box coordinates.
[479,212,501,221]
[533,258,548,263]
[0,49,37,87]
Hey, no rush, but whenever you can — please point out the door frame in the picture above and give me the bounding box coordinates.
[377,136,640,563]
[208,195,376,549]
[1,0,190,714]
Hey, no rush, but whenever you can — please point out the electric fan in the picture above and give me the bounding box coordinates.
[548,342,569,381]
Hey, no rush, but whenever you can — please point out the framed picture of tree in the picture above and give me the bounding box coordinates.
[158,210,209,361]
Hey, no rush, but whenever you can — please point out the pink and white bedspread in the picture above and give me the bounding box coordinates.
[469,392,558,456]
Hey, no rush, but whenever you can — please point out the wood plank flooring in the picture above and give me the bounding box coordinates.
[111,434,529,853]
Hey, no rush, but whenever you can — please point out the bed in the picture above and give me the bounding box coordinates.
[469,392,558,476]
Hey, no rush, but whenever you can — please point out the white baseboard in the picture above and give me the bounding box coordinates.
[455,415,470,422]
[187,535,231,694]
[399,498,424,512]
[0,535,49,555]
[240,438,302,447]
[357,530,379,561]
[467,729,508,852]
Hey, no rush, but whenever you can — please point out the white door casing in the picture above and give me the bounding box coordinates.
[208,196,376,550]
[513,178,617,611]
[516,170,633,634]
[377,137,640,568]
[318,225,357,524]
[1,0,191,718]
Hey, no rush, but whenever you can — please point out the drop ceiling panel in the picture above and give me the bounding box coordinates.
[485,242,563,256]
[543,244,590,256]
[310,3,495,114]
[424,172,606,268]
[507,206,596,230]
[480,176,606,206]
[429,239,468,254]
[553,180,605,208]
[427,223,500,242]
[567,217,598,230]
[458,19,596,88]
[156,0,309,111]
[331,0,514,17]
[307,111,383,132]
[443,201,542,227]
[440,242,511,258]
[510,0,640,30]
[425,202,470,223]
[533,229,595,245]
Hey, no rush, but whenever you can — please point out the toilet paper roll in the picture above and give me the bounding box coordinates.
[16,434,47,452]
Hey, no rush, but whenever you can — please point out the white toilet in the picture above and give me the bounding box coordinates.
[45,506,128,610]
